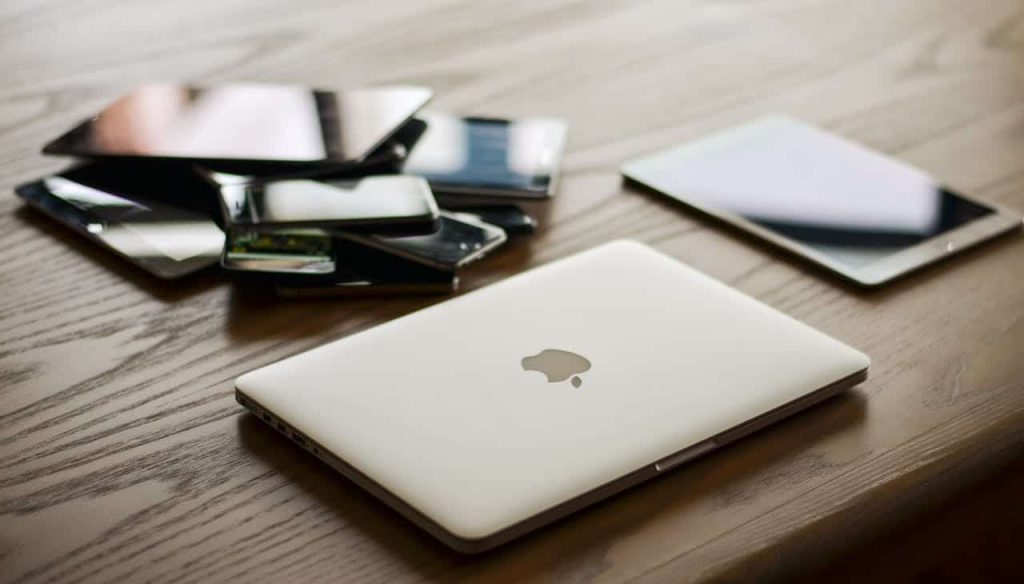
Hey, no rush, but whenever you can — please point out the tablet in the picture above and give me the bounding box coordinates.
[622,116,1021,286]
[235,240,869,552]
[43,83,432,168]
[15,162,224,279]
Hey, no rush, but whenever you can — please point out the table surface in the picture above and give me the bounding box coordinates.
[2,0,1023,582]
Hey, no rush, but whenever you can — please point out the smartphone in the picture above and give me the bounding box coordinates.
[336,212,507,270]
[449,205,537,236]
[622,116,1022,286]
[403,113,568,201]
[15,162,224,279]
[210,174,440,233]
[43,83,433,168]
[222,229,335,276]
[274,241,457,298]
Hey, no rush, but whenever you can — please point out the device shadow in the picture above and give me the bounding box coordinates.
[222,279,452,343]
[236,387,868,580]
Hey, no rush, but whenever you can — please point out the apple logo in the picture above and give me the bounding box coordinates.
[521,349,592,388]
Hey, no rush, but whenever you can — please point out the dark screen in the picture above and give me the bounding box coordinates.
[15,162,224,278]
[43,83,432,166]
[339,213,506,268]
[752,187,993,266]
[450,205,536,236]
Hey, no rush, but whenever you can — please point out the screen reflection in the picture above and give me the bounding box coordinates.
[15,162,224,278]
[211,175,438,230]
[403,113,566,197]
[43,83,432,165]
[626,118,995,268]
[339,213,507,269]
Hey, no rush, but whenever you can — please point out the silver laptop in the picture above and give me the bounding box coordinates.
[235,240,869,552]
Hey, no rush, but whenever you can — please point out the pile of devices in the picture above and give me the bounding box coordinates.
[17,83,1021,554]
[15,83,568,296]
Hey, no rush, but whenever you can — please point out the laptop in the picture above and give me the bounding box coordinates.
[235,240,869,552]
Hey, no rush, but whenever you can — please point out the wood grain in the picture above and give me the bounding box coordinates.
[2,0,1023,582]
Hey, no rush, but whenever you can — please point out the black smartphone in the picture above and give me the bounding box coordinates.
[448,205,537,236]
[15,161,224,279]
[208,174,440,234]
[403,113,568,201]
[336,212,507,270]
[274,241,457,298]
[43,83,433,169]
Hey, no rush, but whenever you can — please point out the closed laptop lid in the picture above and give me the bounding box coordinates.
[236,241,869,543]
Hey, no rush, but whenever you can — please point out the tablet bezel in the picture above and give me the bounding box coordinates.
[14,173,224,279]
[621,118,1022,287]
[42,83,433,167]
[623,177,1020,287]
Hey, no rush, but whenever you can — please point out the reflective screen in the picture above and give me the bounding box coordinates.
[623,117,994,267]
[339,212,507,269]
[43,83,432,165]
[450,205,536,236]
[15,162,224,278]
[212,175,438,229]
[274,240,457,297]
[403,113,567,197]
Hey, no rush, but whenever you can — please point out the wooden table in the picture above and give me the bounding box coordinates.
[2,0,1023,581]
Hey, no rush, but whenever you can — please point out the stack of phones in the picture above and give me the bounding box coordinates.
[15,83,568,296]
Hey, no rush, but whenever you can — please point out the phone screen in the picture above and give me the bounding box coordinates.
[623,117,995,268]
[338,213,507,269]
[213,175,439,231]
[403,113,567,198]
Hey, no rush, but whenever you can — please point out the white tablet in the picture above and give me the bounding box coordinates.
[622,116,1021,286]
[235,241,869,552]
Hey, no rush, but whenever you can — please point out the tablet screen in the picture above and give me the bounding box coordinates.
[622,117,994,268]
[15,162,224,278]
[43,83,432,165]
